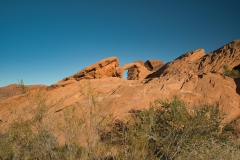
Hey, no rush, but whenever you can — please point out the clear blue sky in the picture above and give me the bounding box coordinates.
[1,0,240,87]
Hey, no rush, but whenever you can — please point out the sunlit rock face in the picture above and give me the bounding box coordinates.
[1,39,240,141]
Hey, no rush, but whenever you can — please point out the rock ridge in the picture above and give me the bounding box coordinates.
[54,39,240,88]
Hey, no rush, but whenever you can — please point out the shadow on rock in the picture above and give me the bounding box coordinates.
[146,62,169,78]
[234,78,240,95]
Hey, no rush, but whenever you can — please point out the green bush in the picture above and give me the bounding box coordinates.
[223,65,240,78]
[0,133,14,160]
[99,97,240,159]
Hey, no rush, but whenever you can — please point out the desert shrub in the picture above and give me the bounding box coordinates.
[77,81,115,159]
[57,106,89,160]
[4,87,61,159]
[0,133,14,160]
[18,79,28,94]
[99,97,240,160]
[0,80,112,159]
[223,65,240,78]
[7,123,59,159]
[0,81,88,160]
[52,144,87,160]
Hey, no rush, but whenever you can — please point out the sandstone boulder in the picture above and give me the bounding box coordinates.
[147,48,206,78]
[72,56,121,80]
[127,60,164,80]
[144,60,164,71]
[126,60,144,80]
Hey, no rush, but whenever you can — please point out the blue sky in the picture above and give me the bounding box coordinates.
[1,0,240,87]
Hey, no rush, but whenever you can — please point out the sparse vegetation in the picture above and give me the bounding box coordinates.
[18,79,28,94]
[98,97,240,159]
[223,65,240,78]
[1,82,240,159]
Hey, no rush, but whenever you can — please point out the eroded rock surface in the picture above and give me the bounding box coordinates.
[126,60,164,80]
[199,39,240,73]
[126,60,149,80]
[144,60,164,71]
[72,56,121,80]
[147,49,206,78]
[147,39,240,79]
[54,57,122,87]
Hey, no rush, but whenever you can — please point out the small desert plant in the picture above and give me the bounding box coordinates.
[77,81,114,159]
[0,133,14,160]
[18,79,28,94]
[223,65,240,78]
[57,106,88,160]
[5,85,60,159]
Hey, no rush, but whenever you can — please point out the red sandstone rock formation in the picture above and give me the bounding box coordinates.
[1,39,240,141]
[199,39,240,73]
[72,56,121,80]
[148,39,240,78]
